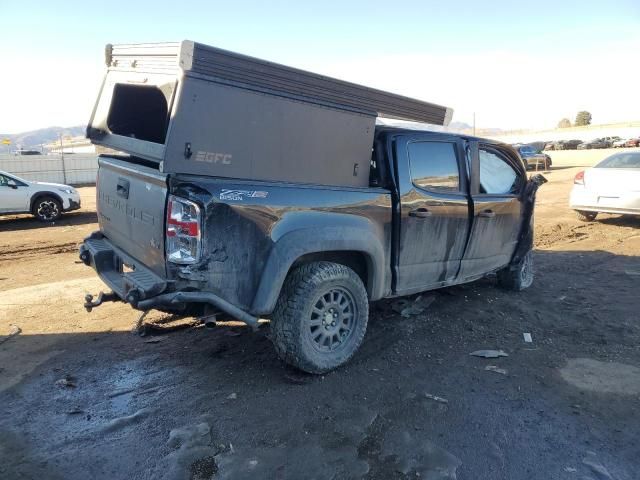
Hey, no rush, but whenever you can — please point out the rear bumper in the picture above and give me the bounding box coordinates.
[79,232,260,327]
[79,232,167,304]
[570,187,640,215]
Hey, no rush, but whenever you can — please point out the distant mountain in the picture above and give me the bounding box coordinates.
[447,121,472,131]
[0,126,85,149]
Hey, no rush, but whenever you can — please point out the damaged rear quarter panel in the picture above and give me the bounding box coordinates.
[168,176,392,314]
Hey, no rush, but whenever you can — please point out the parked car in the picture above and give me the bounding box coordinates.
[516,145,552,170]
[577,138,609,150]
[570,152,640,221]
[624,137,640,148]
[603,136,621,148]
[562,139,583,150]
[612,138,628,148]
[544,141,563,151]
[0,170,81,221]
[79,40,545,374]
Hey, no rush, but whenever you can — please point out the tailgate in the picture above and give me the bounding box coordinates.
[97,157,167,276]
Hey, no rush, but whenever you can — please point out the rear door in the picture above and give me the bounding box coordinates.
[96,157,168,275]
[394,134,471,294]
[459,142,525,279]
[0,173,29,212]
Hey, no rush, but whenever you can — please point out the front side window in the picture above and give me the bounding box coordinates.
[479,148,520,194]
[408,141,459,192]
[0,174,11,187]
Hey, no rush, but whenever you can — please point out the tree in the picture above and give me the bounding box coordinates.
[557,118,572,128]
[575,111,592,126]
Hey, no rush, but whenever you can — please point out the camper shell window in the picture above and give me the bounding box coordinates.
[107,84,171,144]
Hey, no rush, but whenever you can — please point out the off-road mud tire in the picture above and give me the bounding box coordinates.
[270,261,369,374]
[497,251,534,291]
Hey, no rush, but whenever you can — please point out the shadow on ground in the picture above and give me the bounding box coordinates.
[0,211,97,232]
[1,249,639,480]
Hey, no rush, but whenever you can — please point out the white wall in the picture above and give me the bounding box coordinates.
[0,154,97,185]
[487,122,640,145]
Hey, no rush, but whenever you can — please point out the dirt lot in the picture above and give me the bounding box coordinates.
[1,161,639,479]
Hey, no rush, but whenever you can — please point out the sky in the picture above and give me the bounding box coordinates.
[0,0,639,134]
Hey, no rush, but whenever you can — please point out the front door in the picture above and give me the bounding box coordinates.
[0,173,29,213]
[395,135,471,294]
[459,143,525,279]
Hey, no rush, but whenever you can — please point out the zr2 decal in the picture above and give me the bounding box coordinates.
[219,189,268,201]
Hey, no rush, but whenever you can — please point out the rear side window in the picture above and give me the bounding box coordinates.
[408,141,459,192]
[596,153,640,168]
[479,148,519,194]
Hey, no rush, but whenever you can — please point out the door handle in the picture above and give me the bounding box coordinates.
[478,209,495,218]
[409,208,432,218]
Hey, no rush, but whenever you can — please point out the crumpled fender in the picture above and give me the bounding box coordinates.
[509,173,548,267]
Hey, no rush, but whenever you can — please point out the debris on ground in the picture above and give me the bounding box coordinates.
[102,408,151,433]
[227,393,237,400]
[582,452,615,480]
[424,393,448,404]
[66,407,84,415]
[283,370,312,385]
[55,376,77,388]
[523,333,533,343]
[391,294,436,318]
[224,330,243,337]
[143,336,167,344]
[0,325,21,346]
[470,350,509,358]
[485,365,508,375]
[138,315,201,336]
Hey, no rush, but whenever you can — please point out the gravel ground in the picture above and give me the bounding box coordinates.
[1,166,639,480]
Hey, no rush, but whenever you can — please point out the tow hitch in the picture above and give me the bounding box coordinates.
[84,291,121,312]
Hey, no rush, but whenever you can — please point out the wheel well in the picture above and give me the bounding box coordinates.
[30,192,63,213]
[290,251,372,294]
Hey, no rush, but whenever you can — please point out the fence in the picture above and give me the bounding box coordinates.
[0,154,97,185]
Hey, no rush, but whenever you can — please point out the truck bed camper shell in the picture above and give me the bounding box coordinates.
[87,40,452,187]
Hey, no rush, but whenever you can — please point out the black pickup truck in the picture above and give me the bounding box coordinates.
[80,41,543,373]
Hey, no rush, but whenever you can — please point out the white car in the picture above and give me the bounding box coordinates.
[570,152,640,221]
[612,138,628,148]
[0,170,81,221]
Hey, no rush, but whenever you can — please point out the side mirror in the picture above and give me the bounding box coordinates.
[7,180,17,189]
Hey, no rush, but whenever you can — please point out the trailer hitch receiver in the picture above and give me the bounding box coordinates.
[84,291,120,312]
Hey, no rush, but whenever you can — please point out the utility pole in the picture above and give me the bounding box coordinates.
[473,112,476,136]
[59,133,67,184]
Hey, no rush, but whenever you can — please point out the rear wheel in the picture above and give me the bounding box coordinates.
[33,196,62,222]
[497,251,534,291]
[270,261,369,374]
[576,210,597,222]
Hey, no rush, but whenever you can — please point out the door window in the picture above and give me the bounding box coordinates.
[479,148,520,194]
[408,142,459,192]
[0,174,11,186]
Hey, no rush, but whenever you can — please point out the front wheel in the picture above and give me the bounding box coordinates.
[497,251,534,291]
[270,262,369,374]
[576,210,597,222]
[33,196,62,222]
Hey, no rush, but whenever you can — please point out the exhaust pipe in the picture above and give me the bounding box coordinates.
[203,315,217,329]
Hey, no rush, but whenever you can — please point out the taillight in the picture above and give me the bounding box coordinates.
[574,170,585,185]
[166,195,201,264]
